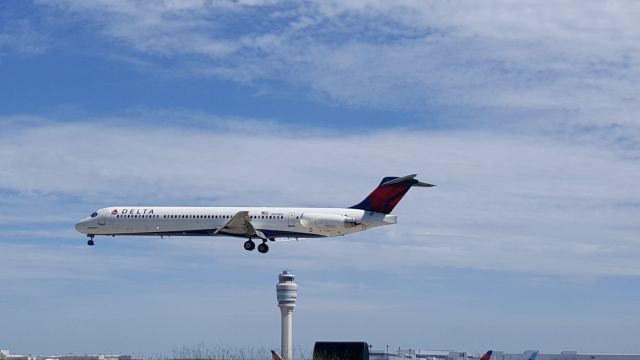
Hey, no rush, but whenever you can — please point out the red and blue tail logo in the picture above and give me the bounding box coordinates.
[349,174,434,214]
[481,351,493,360]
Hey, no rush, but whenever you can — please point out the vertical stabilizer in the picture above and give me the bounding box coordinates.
[350,174,434,214]
[481,351,493,360]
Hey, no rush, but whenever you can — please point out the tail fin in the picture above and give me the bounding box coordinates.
[528,352,539,360]
[350,174,434,214]
[271,350,283,360]
[481,351,493,360]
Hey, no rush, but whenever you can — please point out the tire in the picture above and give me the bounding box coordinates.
[258,243,269,253]
[244,240,255,251]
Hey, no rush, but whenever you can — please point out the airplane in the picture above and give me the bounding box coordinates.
[75,174,434,253]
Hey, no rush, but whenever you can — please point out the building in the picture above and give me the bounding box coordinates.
[370,349,461,360]
[370,350,640,360]
[492,351,640,360]
[0,351,130,360]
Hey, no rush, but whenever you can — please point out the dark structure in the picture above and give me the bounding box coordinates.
[313,342,369,360]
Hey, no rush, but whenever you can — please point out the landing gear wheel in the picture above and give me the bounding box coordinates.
[244,240,256,251]
[87,239,94,246]
[258,242,269,254]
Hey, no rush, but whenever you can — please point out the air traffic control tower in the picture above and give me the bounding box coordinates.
[277,270,298,360]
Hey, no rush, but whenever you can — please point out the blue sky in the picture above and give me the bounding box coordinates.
[1,0,640,356]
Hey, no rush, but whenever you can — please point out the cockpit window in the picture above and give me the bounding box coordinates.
[90,212,98,218]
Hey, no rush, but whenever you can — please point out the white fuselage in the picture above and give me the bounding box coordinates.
[75,206,398,240]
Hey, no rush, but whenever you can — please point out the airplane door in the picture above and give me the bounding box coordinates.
[98,212,106,226]
[288,212,296,227]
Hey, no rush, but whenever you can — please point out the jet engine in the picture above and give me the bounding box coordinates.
[300,213,359,229]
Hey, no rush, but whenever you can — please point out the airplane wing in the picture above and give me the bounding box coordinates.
[214,211,267,240]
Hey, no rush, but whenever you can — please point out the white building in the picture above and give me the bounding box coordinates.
[0,351,130,360]
[493,351,640,360]
[371,350,640,360]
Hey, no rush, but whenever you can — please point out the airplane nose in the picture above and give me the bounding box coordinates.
[75,221,85,233]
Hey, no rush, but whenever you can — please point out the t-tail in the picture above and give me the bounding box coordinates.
[350,174,434,214]
[480,351,493,360]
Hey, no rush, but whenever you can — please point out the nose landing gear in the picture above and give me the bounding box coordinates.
[87,234,95,246]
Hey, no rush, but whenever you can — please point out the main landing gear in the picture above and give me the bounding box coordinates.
[87,234,95,246]
[244,239,269,253]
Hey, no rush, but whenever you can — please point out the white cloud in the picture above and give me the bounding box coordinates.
[1,118,638,277]
[33,0,640,124]
[0,18,47,55]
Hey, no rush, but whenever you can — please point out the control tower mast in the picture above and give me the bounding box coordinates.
[276,270,298,360]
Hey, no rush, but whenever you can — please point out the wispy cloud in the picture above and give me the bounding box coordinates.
[33,0,640,127]
[0,15,47,55]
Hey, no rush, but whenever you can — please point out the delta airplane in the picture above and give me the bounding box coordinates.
[75,174,433,253]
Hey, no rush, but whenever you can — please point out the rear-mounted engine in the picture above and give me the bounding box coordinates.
[300,213,359,229]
